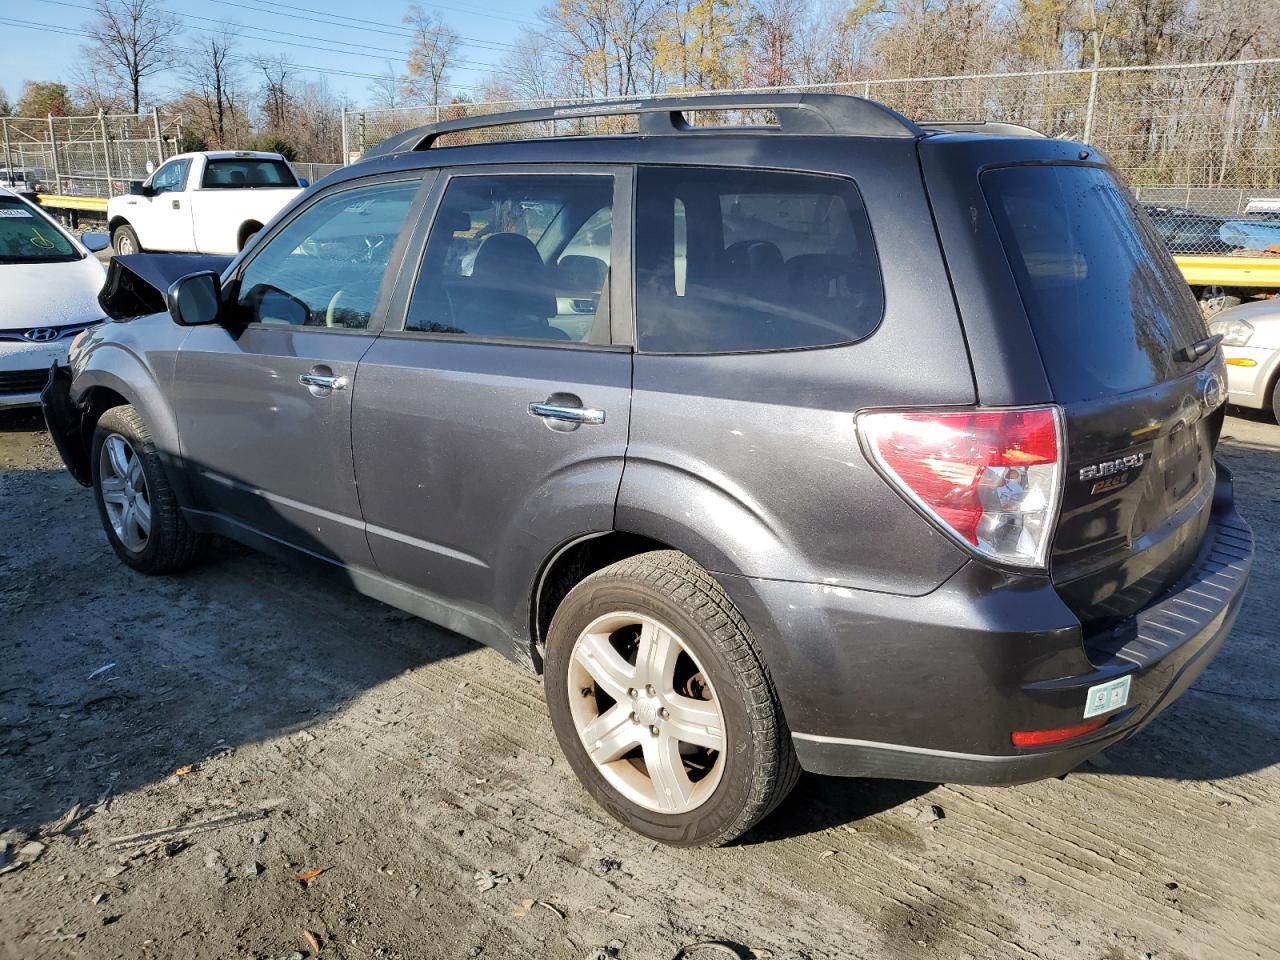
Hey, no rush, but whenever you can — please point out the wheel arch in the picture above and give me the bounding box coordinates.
[529,531,674,663]
[237,220,264,251]
[71,349,193,508]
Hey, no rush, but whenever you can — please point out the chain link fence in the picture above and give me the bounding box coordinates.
[342,58,1280,258]
[1,110,185,197]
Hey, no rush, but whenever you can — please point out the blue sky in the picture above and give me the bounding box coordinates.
[0,0,539,111]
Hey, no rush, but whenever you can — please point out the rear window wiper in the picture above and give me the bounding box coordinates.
[1176,333,1223,362]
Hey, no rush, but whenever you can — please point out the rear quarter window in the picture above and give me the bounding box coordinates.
[983,164,1209,402]
[634,167,883,353]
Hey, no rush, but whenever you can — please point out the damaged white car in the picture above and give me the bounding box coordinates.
[0,188,109,408]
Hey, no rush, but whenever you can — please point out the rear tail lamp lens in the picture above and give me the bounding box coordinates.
[859,406,1064,569]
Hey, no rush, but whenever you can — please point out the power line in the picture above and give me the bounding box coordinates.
[0,16,491,89]
[201,0,519,50]
[30,0,505,72]
[229,0,538,30]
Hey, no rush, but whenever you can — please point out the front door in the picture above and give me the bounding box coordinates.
[171,175,423,567]
[133,157,194,251]
[352,168,633,647]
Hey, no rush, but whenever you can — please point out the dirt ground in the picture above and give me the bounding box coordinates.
[1,406,1277,960]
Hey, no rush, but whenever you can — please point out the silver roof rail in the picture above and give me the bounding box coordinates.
[363,93,924,158]
[919,121,1048,138]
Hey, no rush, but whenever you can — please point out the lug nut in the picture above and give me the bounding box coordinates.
[659,707,669,720]
[649,725,660,737]
[645,684,656,696]
[628,688,638,699]
[629,712,638,723]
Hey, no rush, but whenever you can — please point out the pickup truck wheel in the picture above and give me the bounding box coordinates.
[91,405,206,574]
[111,224,141,256]
[544,550,799,847]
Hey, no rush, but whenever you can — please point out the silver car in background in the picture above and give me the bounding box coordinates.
[1212,298,1280,420]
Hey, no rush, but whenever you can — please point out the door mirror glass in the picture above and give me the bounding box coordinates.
[81,231,110,253]
[298,177,309,188]
[167,271,222,326]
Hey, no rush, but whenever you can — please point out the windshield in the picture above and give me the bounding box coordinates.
[0,198,79,263]
[201,158,298,189]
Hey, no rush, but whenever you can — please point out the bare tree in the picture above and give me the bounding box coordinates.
[369,62,409,109]
[184,26,241,147]
[84,0,181,114]
[404,5,461,107]
[256,54,295,133]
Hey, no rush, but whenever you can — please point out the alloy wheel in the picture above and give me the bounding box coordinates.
[568,611,726,814]
[99,434,151,552]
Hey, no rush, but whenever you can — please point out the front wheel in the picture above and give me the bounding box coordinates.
[544,551,799,847]
[111,224,141,256]
[91,405,206,574]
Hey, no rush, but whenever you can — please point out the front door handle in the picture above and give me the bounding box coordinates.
[172,199,181,210]
[299,372,348,390]
[529,402,605,425]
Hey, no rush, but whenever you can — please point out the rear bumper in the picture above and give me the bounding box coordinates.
[718,465,1252,785]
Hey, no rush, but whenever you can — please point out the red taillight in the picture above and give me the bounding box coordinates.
[1011,717,1108,748]
[859,406,1064,568]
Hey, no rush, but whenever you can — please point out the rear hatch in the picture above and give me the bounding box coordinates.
[979,162,1225,631]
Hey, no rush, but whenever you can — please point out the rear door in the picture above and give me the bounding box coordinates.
[927,146,1226,627]
[351,166,633,647]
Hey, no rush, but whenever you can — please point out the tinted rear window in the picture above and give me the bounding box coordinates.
[202,159,297,189]
[983,165,1208,402]
[634,167,883,353]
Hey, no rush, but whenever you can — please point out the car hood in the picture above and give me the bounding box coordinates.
[0,256,106,330]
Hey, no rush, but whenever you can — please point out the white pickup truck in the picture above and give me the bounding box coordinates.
[107,151,306,256]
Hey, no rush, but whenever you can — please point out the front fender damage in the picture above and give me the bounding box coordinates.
[40,363,92,487]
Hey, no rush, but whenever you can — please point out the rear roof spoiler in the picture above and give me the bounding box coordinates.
[363,93,925,158]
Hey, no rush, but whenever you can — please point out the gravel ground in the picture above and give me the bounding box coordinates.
[1,406,1277,960]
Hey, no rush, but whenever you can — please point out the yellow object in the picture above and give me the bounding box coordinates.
[1175,254,1280,289]
[1225,357,1258,367]
[35,194,109,213]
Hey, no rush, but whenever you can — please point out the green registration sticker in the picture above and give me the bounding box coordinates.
[1084,675,1131,718]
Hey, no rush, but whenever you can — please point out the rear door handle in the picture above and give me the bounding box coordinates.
[299,372,348,390]
[529,402,605,425]
[172,199,181,210]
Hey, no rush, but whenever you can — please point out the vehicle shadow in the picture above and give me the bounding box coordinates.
[1,408,479,834]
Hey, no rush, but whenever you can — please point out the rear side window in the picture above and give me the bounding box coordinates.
[406,174,614,344]
[634,167,883,353]
[983,165,1208,401]
[203,159,297,189]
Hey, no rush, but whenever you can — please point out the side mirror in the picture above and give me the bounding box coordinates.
[166,271,223,327]
[127,181,145,195]
[297,177,309,188]
[81,231,110,253]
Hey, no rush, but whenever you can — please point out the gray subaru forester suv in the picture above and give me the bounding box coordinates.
[43,94,1253,847]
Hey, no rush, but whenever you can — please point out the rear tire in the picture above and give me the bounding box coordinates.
[1271,379,1280,425]
[111,224,141,256]
[544,550,799,847]
[91,405,207,574]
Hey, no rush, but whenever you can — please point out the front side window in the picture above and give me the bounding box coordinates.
[634,167,884,353]
[0,197,77,263]
[150,159,190,194]
[203,158,298,189]
[236,180,418,330]
[406,174,614,344]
